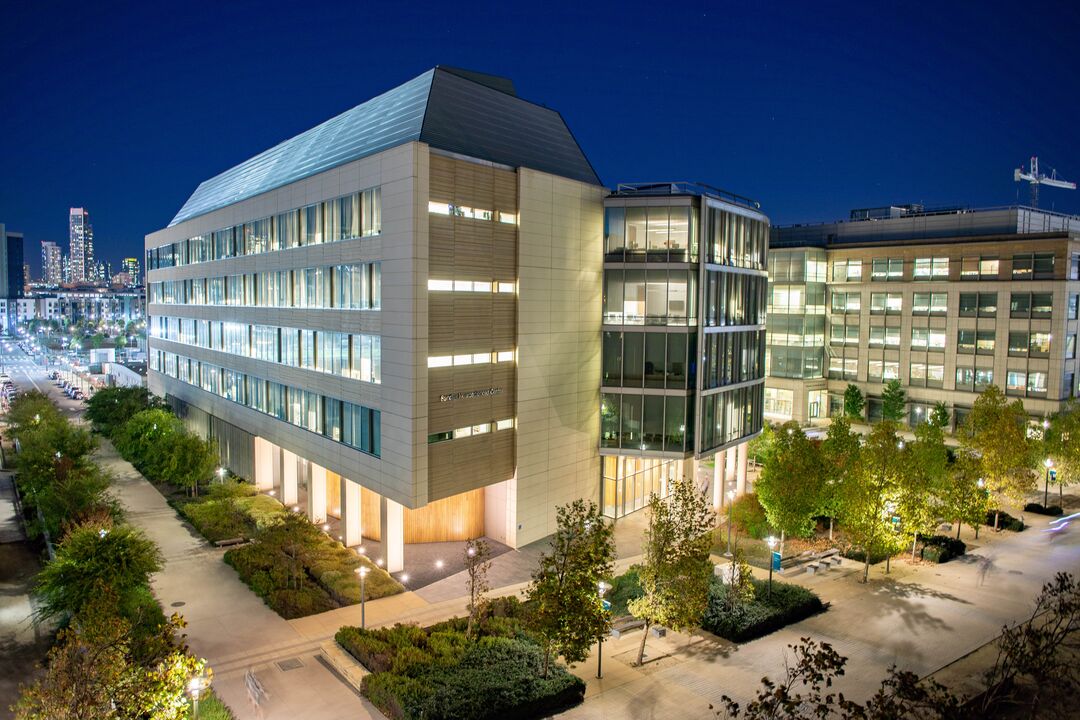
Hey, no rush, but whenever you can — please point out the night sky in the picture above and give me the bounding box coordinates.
[2,0,1078,273]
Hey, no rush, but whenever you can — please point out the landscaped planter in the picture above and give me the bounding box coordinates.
[701,577,826,643]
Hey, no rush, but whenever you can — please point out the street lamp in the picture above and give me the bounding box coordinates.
[1043,458,1054,507]
[597,580,612,679]
[766,536,778,600]
[216,467,226,483]
[355,566,370,628]
[725,490,736,556]
[186,671,211,720]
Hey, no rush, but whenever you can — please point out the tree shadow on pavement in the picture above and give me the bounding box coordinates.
[869,580,965,634]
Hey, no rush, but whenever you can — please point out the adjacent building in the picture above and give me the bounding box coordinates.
[600,183,768,517]
[766,205,1080,427]
[68,207,93,283]
[41,241,63,286]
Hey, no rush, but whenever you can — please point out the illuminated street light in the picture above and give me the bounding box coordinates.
[597,580,612,678]
[355,566,370,627]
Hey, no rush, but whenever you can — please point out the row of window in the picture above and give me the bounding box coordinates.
[428,279,516,294]
[603,205,698,262]
[427,418,515,444]
[147,188,381,271]
[830,324,1070,357]
[150,351,381,456]
[148,263,381,310]
[601,392,694,453]
[830,291,1059,318]
[427,350,515,368]
[700,384,764,452]
[703,271,768,327]
[767,314,825,348]
[828,357,1053,396]
[150,317,382,384]
[428,201,517,225]
[602,331,695,390]
[602,269,697,326]
[705,207,768,270]
[702,330,766,390]
[768,284,826,316]
[766,347,824,380]
[829,252,1058,283]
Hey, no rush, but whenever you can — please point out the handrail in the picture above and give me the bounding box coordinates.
[612,181,762,210]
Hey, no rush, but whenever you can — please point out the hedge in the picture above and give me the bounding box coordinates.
[1024,502,1064,517]
[987,510,1026,532]
[701,576,825,643]
[919,535,966,564]
[338,599,584,720]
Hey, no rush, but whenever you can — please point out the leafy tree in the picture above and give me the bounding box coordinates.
[464,537,492,641]
[527,500,615,677]
[841,421,904,582]
[6,391,64,440]
[159,432,218,497]
[820,416,862,541]
[34,519,163,623]
[85,387,160,437]
[724,548,756,613]
[629,476,714,665]
[958,385,1036,529]
[1044,399,1080,505]
[14,593,205,720]
[843,384,865,420]
[929,401,951,430]
[756,422,825,557]
[113,409,183,478]
[746,421,777,468]
[896,422,948,560]
[944,450,989,539]
[881,379,906,422]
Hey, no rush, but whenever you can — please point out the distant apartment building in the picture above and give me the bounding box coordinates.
[601,183,768,517]
[122,257,140,286]
[68,207,93,283]
[146,67,767,568]
[765,205,1080,427]
[41,241,63,286]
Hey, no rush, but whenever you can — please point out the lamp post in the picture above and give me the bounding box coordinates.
[766,536,778,600]
[726,490,736,556]
[186,671,210,720]
[1043,458,1054,507]
[216,466,226,484]
[597,580,612,679]
[355,566,369,629]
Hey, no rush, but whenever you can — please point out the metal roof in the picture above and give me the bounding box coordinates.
[169,67,600,227]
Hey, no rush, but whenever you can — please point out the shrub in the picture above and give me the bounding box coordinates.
[729,493,770,539]
[701,577,825,643]
[186,690,236,720]
[841,547,889,564]
[337,627,396,673]
[1024,502,1064,517]
[987,510,1026,532]
[178,498,251,542]
[605,567,642,617]
[919,535,966,563]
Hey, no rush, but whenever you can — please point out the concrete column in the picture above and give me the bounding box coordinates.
[340,477,362,548]
[282,449,298,507]
[736,442,748,496]
[712,450,726,509]
[309,463,327,524]
[380,496,404,573]
[253,437,273,490]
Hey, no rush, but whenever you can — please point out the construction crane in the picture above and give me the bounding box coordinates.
[1014,156,1075,208]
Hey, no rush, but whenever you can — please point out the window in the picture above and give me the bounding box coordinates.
[914,257,949,279]
[1010,293,1031,318]
[911,327,946,350]
[1032,293,1053,318]
[1030,332,1052,357]
[912,292,946,315]
[832,259,862,282]
[957,329,976,354]
[961,256,999,279]
[831,321,859,345]
[830,291,861,313]
[1070,294,1079,320]
[1007,370,1026,395]
[871,258,903,280]
[1068,334,1077,360]
[1009,331,1029,356]
[910,362,944,388]
[976,330,995,354]
[1072,254,1080,281]
[868,360,899,382]
[1028,372,1048,395]
[870,292,902,315]
[828,356,859,380]
[868,326,900,348]
[1013,252,1055,279]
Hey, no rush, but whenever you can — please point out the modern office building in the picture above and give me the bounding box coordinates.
[146,67,610,569]
[766,205,1080,427]
[600,183,769,517]
[69,208,93,283]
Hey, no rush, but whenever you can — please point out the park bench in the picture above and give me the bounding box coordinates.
[213,537,248,548]
[609,616,645,639]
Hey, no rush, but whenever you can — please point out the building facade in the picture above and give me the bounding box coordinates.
[766,206,1080,427]
[41,241,63,286]
[68,207,93,283]
[146,67,610,569]
[601,183,768,518]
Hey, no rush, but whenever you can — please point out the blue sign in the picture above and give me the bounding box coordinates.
[601,599,611,611]
[771,551,782,571]
[1050,469,1057,482]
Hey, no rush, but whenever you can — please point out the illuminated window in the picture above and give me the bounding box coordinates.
[428,279,453,291]
[428,201,451,215]
[497,350,514,362]
[498,212,517,225]
[453,354,473,366]
[496,418,514,430]
[498,282,516,294]
[427,356,452,368]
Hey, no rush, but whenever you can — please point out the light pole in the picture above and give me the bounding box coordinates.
[766,536,777,600]
[355,566,369,629]
[186,671,210,719]
[725,490,736,556]
[597,580,612,679]
[1043,458,1054,507]
[216,466,226,484]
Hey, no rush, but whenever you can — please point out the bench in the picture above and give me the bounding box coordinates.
[610,616,645,640]
[213,537,248,548]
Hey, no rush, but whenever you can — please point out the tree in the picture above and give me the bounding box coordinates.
[881,379,906,422]
[756,422,826,557]
[527,500,615,677]
[628,476,714,665]
[820,416,862,541]
[841,421,904,582]
[896,422,948,560]
[14,593,205,720]
[843,384,865,420]
[958,385,1036,530]
[929,401,951,431]
[944,450,990,539]
[1044,399,1080,505]
[85,387,160,437]
[746,421,777,468]
[113,409,183,478]
[159,432,218,497]
[34,519,163,622]
[464,537,492,641]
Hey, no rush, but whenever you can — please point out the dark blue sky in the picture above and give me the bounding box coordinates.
[2,0,1078,272]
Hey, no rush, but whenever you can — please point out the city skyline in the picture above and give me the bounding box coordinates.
[1,0,1078,266]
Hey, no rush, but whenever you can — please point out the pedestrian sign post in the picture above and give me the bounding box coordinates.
[771,551,782,571]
